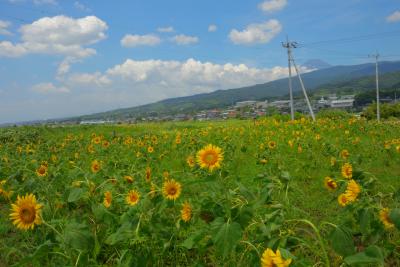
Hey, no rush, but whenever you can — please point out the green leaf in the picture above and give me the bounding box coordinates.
[329,226,355,257]
[389,208,400,230]
[344,245,384,265]
[181,230,205,249]
[67,188,84,203]
[359,209,372,235]
[105,222,133,246]
[63,221,93,251]
[12,241,52,267]
[211,218,242,259]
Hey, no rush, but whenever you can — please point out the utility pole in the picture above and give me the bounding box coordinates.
[369,52,380,121]
[291,57,316,121]
[282,37,315,121]
[282,37,295,121]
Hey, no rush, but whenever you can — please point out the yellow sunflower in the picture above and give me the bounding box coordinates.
[163,179,182,200]
[92,136,101,144]
[10,193,43,230]
[145,167,151,183]
[91,160,101,173]
[103,191,112,208]
[268,141,277,149]
[124,175,134,183]
[186,155,195,168]
[341,149,350,160]
[149,183,157,198]
[126,190,140,206]
[341,163,353,179]
[379,208,394,229]
[196,144,223,171]
[181,201,192,222]
[338,193,350,207]
[87,144,95,153]
[261,248,292,267]
[330,157,337,167]
[324,177,337,191]
[36,165,48,177]
[102,140,110,148]
[147,146,154,153]
[345,179,361,201]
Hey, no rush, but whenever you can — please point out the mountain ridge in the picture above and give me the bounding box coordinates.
[72,61,400,121]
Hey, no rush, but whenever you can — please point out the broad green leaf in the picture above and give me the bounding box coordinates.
[344,245,384,265]
[329,226,355,257]
[12,241,52,267]
[389,208,400,230]
[67,188,84,203]
[63,221,93,251]
[211,218,242,258]
[181,230,205,249]
[105,222,133,246]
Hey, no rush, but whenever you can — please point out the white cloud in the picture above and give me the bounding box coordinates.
[74,1,91,12]
[8,0,57,4]
[121,34,161,47]
[0,15,107,58]
[1,58,314,123]
[157,26,174,33]
[386,11,400,23]
[0,20,12,36]
[66,72,111,87]
[31,82,70,94]
[0,41,27,57]
[171,34,199,45]
[208,24,217,32]
[64,58,311,103]
[258,0,287,12]
[229,20,282,45]
[33,0,57,4]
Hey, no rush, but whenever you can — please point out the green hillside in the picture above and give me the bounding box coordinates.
[74,61,400,121]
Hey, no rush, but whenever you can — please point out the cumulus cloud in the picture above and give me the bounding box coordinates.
[229,20,282,45]
[64,58,312,104]
[208,24,217,32]
[258,0,287,12]
[386,11,400,23]
[0,15,107,58]
[66,72,111,87]
[171,34,199,45]
[0,20,12,36]
[157,26,174,33]
[9,0,57,4]
[31,82,70,94]
[121,34,161,47]
[74,1,91,12]
[33,0,57,4]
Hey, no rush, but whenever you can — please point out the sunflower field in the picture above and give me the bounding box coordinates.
[0,117,399,266]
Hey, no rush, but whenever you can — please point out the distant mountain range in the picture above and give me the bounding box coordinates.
[302,59,332,69]
[68,61,400,121]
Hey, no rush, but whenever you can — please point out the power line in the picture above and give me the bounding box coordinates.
[298,30,400,48]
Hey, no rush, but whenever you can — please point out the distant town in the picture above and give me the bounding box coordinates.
[76,93,396,124]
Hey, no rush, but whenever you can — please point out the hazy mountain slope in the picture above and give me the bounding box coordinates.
[77,61,400,120]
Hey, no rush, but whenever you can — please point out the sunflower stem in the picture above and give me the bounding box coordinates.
[287,219,331,267]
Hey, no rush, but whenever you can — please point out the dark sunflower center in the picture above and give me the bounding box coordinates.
[20,206,36,223]
[168,186,177,195]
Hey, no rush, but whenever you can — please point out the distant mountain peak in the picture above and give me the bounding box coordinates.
[303,59,332,70]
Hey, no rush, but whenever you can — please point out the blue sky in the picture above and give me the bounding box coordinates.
[0,0,400,123]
